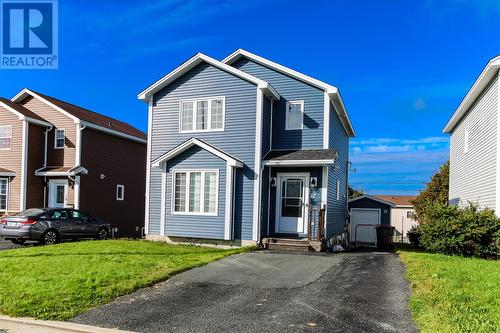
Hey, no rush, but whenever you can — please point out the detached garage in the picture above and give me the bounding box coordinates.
[348,195,394,246]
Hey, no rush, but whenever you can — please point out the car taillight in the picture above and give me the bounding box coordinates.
[21,218,37,225]
[0,219,6,225]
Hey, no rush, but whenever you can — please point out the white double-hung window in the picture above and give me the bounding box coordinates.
[173,170,218,215]
[180,97,225,133]
[54,128,65,149]
[0,125,12,150]
[286,100,304,130]
[0,178,7,211]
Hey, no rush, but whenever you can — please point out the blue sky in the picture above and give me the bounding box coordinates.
[1,0,499,195]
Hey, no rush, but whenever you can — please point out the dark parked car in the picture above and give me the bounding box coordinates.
[0,208,111,245]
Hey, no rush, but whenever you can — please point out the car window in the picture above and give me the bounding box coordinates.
[49,210,68,220]
[70,210,90,221]
[14,208,44,217]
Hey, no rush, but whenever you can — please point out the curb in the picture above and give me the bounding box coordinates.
[0,315,136,333]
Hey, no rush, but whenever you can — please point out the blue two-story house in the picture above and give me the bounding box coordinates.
[138,49,355,249]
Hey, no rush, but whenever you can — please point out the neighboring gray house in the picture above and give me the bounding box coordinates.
[444,55,500,213]
[138,49,355,248]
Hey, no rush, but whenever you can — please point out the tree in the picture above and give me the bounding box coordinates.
[348,186,363,200]
[412,160,449,224]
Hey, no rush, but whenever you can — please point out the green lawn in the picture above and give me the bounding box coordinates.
[0,240,250,320]
[398,247,500,333]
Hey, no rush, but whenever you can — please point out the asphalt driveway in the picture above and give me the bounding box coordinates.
[73,251,417,333]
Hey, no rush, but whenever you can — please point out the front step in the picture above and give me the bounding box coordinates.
[262,237,318,252]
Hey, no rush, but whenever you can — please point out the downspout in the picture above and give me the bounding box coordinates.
[36,126,53,208]
[72,124,86,209]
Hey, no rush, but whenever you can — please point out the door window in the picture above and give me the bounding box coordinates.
[70,210,90,221]
[55,185,65,205]
[281,179,303,218]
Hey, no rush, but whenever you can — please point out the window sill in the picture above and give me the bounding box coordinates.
[171,212,218,217]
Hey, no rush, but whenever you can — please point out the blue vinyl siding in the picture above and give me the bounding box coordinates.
[165,146,226,239]
[262,96,272,156]
[232,58,324,150]
[327,101,349,237]
[148,62,257,240]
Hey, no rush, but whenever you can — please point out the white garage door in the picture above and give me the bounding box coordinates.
[350,209,381,245]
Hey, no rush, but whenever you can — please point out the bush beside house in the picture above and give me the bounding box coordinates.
[410,161,499,258]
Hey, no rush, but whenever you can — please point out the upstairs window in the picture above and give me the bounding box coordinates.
[286,100,304,130]
[54,129,65,149]
[180,97,225,133]
[0,125,12,150]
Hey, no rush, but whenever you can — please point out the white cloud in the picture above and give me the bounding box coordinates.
[352,146,362,154]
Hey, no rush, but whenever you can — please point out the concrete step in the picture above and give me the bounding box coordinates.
[262,238,312,252]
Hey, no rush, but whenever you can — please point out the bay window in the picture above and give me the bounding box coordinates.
[173,170,218,215]
[179,97,225,132]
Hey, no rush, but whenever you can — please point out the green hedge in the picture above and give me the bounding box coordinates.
[419,204,500,258]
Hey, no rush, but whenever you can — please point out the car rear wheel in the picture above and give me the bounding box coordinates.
[42,230,59,245]
[97,227,109,240]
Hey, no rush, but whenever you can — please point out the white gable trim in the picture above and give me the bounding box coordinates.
[12,89,80,124]
[348,195,396,207]
[152,138,243,168]
[222,49,355,137]
[444,56,500,133]
[0,100,52,127]
[137,53,280,101]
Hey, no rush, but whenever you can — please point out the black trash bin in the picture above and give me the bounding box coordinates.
[375,225,395,250]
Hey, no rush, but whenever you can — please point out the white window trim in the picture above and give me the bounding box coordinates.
[0,125,12,150]
[285,100,304,131]
[0,178,8,211]
[178,96,226,133]
[54,128,66,149]
[116,184,125,201]
[336,179,340,201]
[171,169,219,216]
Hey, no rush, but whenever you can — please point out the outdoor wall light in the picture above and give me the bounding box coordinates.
[310,177,317,188]
[100,174,106,180]
[270,177,276,187]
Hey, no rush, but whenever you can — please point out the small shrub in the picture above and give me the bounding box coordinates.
[419,203,500,258]
[407,227,421,248]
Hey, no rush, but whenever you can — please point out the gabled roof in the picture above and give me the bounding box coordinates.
[152,138,243,168]
[372,195,416,207]
[0,97,52,127]
[443,55,500,133]
[35,165,88,177]
[348,195,396,207]
[12,89,147,143]
[263,149,338,166]
[222,49,355,137]
[137,53,280,101]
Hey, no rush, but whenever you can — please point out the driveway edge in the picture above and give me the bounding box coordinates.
[0,315,136,333]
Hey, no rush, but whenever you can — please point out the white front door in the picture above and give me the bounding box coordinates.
[275,173,309,234]
[48,179,68,208]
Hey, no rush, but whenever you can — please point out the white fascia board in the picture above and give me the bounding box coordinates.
[152,138,243,168]
[12,88,81,124]
[443,56,500,133]
[0,172,16,177]
[35,166,88,177]
[223,49,355,137]
[137,53,280,101]
[79,121,147,144]
[348,195,396,207]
